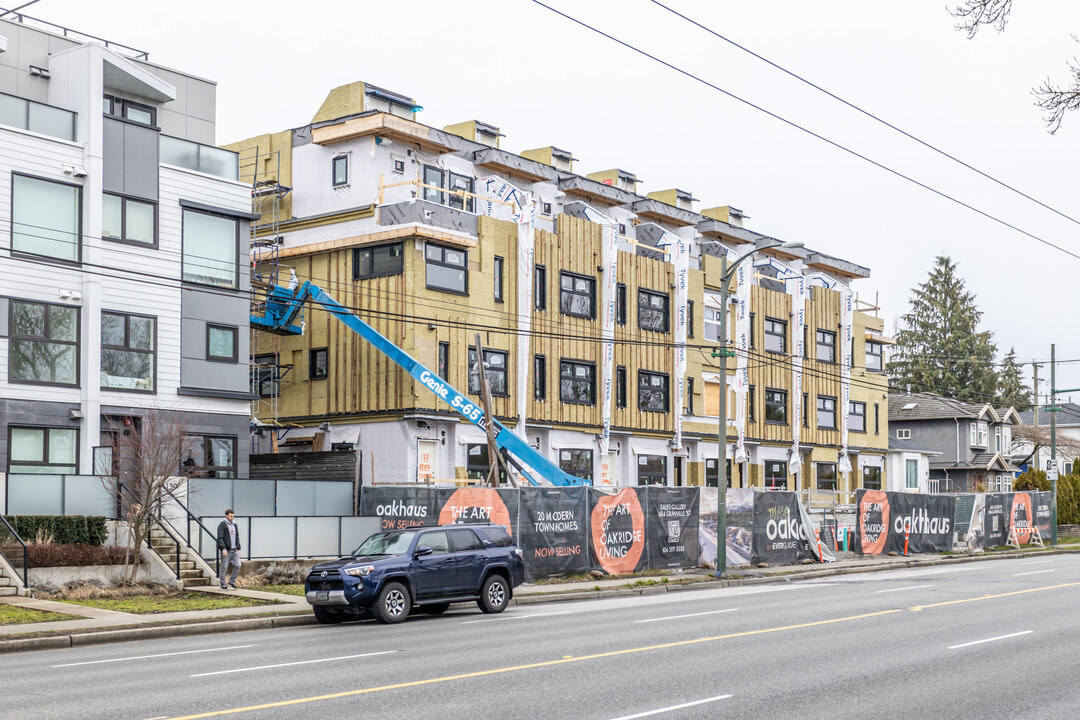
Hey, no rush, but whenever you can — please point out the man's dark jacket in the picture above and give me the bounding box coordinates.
[216,520,241,552]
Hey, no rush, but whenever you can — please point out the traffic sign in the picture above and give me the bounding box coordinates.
[1048,465,1059,481]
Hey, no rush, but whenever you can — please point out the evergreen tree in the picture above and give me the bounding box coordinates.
[887,255,998,403]
[996,347,1032,409]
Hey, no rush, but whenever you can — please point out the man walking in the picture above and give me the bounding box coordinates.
[216,509,242,590]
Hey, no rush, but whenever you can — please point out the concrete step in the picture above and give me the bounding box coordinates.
[184,577,211,588]
[0,576,13,587]
[155,558,196,571]
[179,569,206,579]
[0,586,17,597]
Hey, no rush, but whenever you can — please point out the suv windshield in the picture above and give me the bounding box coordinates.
[353,530,419,557]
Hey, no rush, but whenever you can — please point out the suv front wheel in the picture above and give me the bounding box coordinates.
[478,574,509,614]
[373,581,411,624]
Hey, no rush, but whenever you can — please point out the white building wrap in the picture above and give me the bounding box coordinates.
[788,274,807,475]
[579,205,619,459]
[732,252,751,464]
[839,288,854,474]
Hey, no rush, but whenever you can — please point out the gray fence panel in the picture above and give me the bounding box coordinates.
[314,482,353,516]
[953,494,975,535]
[341,517,381,555]
[64,476,115,517]
[277,482,316,516]
[7,474,63,515]
[188,480,232,519]
[296,517,339,557]
[249,517,296,558]
[233,480,276,516]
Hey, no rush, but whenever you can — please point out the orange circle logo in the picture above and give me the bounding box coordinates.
[859,490,890,555]
[439,488,512,536]
[590,488,645,574]
[1010,492,1033,545]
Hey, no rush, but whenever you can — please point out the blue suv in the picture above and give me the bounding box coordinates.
[305,523,525,624]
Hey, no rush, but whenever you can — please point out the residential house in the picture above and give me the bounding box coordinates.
[1015,402,1080,476]
[886,437,941,493]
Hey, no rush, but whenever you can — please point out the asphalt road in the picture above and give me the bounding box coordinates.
[4,554,1079,720]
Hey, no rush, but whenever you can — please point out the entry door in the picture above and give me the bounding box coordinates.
[674,457,683,487]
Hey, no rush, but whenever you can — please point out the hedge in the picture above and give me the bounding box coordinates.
[3,516,108,546]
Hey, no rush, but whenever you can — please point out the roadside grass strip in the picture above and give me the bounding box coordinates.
[0,604,80,626]
[56,592,282,615]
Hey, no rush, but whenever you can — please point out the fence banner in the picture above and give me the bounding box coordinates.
[589,487,647,575]
[982,493,1011,548]
[518,487,589,581]
[645,488,699,569]
[751,491,814,565]
[698,488,761,568]
[359,486,439,531]
[1033,491,1052,540]
[968,491,1052,550]
[964,493,987,550]
[436,488,519,536]
[855,490,955,555]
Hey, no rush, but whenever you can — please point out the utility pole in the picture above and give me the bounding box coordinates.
[1050,345,1057,546]
[1032,363,1040,428]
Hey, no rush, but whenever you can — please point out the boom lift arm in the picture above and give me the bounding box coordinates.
[250,281,589,487]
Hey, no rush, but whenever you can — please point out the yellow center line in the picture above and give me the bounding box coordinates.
[164,580,1080,720]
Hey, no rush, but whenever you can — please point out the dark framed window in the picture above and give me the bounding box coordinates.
[764,460,787,490]
[802,393,809,428]
[749,312,756,348]
[182,209,239,289]
[816,329,836,364]
[393,159,406,174]
[494,256,504,303]
[101,311,156,392]
[748,384,756,422]
[849,401,867,433]
[534,355,546,400]
[423,165,444,203]
[534,265,547,310]
[425,243,468,294]
[616,283,627,325]
[353,242,404,279]
[12,173,82,263]
[817,396,837,429]
[332,155,348,186]
[102,193,156,247]
[764,317,786,354]
[686,300,694,338]
[466,443,505,483]
[310,347,328,380]
[765,388,787,424]
[181,435,237,478]
[448,172,474,212]
[687,376,695,415]
[560,271,596,319]
[559,449,593,481]
[863,465,882,490]
[874,403,880,434]
[560,359,596,405]
[438,342,449,380]
[8,426,77,474]
[616,366,627,408]
[803,325,809,359]
[705,458,732,488]
[638,289,669,333]
[104,94,156,125]
[206,325,238,363]
[9,299,79,386]
[468,348,508,396]
[449,528,483,552]
[637,455,667,486]
[638,370,670,413]
[866,341,884,372]
[252,353,278,398]
[816,463,837,491]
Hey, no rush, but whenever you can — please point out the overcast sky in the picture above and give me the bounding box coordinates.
[31,0,1080,403]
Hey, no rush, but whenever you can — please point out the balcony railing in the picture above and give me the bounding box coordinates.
[0,92,76,141]
[160,134,238,181]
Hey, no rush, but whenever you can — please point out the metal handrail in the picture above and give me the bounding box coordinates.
[0,515,28,589]
[117,482,182,581]
[0,9,149,59]
[163,486,221,578]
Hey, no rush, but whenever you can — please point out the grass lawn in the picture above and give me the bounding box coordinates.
[247,584,305,596]
[56,592,282,615]
[0,604,80,625]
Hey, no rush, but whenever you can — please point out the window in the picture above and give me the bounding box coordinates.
[332,155,348,186]
[559,449,593,481]
[393,159,406,174]
[252,353,278,398]
[1002,426,1012,455]
[560,272,596,319]
[764,317,786,353]
[748,385,756,422]
[816,463,837,491]
[104,94,156,125]
[866,342,883,372]
[534,265,547,310]
[616,283,627,325]
[638,289,670,333]
[12,174,81,262]
[534,355,546,400]
[449,528,483,553]
[995,426,1002,452]
[560,359,596,405]
[448,172,474,212]
[863,466,882,490]
[705,458,732,488]
[468,348,508,396]
[102,193,156,246]
[849,401,866,433]
[425,244,468,294]
[353,243,404,279]
[750,312,756,348]
[970,421,988,447]
[765,388,787,424]
[182,209,239,289]
[206,325,238,363]
[906,459,919,489]
[101,311,155,391]
[494,256,504,302]
[422,165,444,203]
[438,342,449,380]
[9,300,79,386]
[9,426,77,474]
[420,530,450,555]
[310,347,328,380]
[466,444,505,483]
[816,329,836,363]
[182,435,237,478]
[638,371,670,413]
[896,428,911,440]
[704,303,724,343]
[817,396,837,429]
[765,460,787,490]
[637,455,667,485]
[687,377,695,415]
[875,404,880,434]
[616,366,627,408]
[803,393,810,428]
[686,300,695,338]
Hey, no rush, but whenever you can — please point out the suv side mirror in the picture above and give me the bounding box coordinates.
[414,546,434,557]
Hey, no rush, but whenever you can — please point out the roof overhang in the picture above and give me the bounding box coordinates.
[312,112,457,154]
[472,147,558,183]
[805,251,870,279]
[98,48,177,103]
[558,175,637,207]
[266,223,478,260]
[630,198,700,227]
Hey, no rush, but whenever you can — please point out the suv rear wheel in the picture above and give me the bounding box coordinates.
[478,574,509,614]
[373,581,411,624]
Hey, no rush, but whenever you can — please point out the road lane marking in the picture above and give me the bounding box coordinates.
[948,631,1033,650]
[54,645,256,668]
[460,611,570,625]
[636,609,738,623]
[1015,570,1055,577]
[609,694,733,719]
[1019,560,1053,566]
[164,580,1080,720]
[902,567,977,578]
[873,584,934,594]
[190,651,394,677]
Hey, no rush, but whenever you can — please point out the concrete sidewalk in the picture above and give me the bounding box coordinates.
[2,547,1076,654]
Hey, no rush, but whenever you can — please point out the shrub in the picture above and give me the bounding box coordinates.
[37,580,176,600]
[252,562,308,586]
[17,544,128,568]
[4,516,108,546]
[1014,469,1049,492]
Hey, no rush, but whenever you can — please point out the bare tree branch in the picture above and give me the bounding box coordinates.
[951,0,1012,38]
[1034,50,1080,134]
